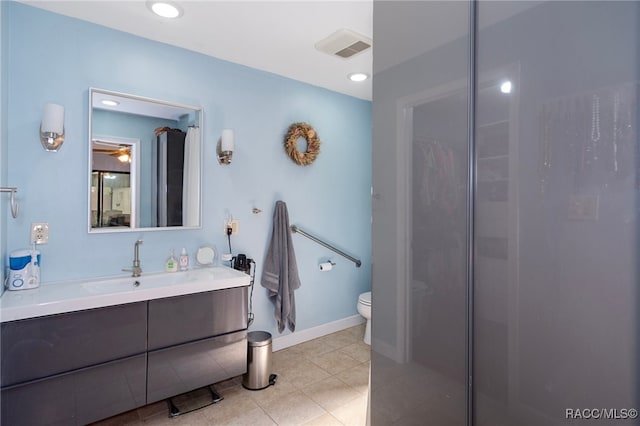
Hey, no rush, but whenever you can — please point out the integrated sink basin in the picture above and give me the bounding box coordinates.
[0,266,251,323]
[81,268,246,294]
[81,275,172,294]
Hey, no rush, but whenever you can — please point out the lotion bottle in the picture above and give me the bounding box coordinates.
[179,248,189,271]
[165,249,178,272]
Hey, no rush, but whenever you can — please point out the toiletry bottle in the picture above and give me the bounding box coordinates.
[165,249,178,272]
[179,248,189,271]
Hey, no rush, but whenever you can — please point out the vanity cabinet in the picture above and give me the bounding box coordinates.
[0,286,248,425]
[1,355,146,426]
[147,287,248,403]
[0,302,147,425]
[148,286,247,350]
[147,331,247,403]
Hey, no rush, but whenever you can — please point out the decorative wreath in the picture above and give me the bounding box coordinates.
[284,122,321,166]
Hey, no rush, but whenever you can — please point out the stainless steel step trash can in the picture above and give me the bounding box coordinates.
[243,331,277,390]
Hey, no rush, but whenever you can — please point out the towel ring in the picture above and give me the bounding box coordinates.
[0,187,18,218]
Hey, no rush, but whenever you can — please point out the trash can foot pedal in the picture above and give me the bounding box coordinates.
[269,374,278,386]
[167,385,224,417]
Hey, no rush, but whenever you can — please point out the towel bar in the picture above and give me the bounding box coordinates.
[290,225,361,268]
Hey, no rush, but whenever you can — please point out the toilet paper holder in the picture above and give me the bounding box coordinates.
[319,261,336,271]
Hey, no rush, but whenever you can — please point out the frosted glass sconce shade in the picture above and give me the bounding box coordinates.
[217,129,234,165]
[40,103,65,152]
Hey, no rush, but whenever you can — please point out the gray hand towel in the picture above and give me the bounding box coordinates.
[261,200,301,333]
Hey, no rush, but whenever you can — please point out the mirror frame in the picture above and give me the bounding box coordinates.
[88,87,203,233]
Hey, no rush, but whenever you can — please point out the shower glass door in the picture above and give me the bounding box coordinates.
[474,1,639,425]
[372,1,639,425]
[371,1,469,424]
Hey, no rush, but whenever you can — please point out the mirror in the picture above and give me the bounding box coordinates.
[88,88,202,232]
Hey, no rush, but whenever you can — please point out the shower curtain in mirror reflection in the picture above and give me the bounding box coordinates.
[182,127,200,227]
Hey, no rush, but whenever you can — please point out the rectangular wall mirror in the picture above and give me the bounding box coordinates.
[88,88,202,233]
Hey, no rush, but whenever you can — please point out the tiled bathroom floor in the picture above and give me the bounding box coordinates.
[93,324,370,426]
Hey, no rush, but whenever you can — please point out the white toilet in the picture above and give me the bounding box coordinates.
[357,291,372,345]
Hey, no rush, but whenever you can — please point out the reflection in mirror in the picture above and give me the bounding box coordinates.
[88,88,202,233]
[91,137,137,228]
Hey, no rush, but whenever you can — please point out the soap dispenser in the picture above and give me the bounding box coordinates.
[179,248,189,271]
[165,249,178,272]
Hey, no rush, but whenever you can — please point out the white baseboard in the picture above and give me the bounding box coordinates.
[272,315,365,352]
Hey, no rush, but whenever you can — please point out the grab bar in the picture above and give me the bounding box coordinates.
[290,225,361,268]
[0,187,18,218]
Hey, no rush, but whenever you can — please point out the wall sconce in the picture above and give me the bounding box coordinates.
[217,129,234,165]
[40,103,65,152]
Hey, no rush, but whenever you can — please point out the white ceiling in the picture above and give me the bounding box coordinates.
[19,1,540,102]
[21,1,374,100]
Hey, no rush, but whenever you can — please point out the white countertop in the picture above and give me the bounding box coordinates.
[0,266,251,323]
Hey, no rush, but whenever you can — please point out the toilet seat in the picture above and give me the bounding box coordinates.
[358,291,371,306]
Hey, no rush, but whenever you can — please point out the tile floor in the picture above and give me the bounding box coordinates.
[93,324,370,426]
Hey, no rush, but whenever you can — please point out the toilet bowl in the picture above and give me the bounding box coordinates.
[357,291,372,345]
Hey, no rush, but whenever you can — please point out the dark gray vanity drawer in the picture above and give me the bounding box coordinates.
[1,354,146,426]
[1,302,147,387]
[148,287,248,350]
[147,330,247,403]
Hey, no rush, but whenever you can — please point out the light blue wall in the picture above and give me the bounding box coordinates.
[0,0,8,291]
[4,2,372,337]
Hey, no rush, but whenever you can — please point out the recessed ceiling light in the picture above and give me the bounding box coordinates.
[147,1,183,19]
[101,99,119,107]
[500,80,512,94]
[348,73,369,82]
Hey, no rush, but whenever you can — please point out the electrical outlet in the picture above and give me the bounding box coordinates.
[224,219,239,235]
[31,222,49,244]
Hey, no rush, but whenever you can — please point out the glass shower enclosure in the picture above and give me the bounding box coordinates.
[371,1,639,425]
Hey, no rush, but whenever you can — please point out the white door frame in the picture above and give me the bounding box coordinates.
[396,78,469,363]
[395,64,520,374]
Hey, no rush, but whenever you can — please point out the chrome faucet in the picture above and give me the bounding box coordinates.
[123,239,143,277]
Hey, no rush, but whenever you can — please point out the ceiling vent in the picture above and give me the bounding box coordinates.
[315,29,372,59]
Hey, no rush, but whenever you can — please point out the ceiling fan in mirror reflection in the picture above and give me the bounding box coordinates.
[93,142,132,163]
